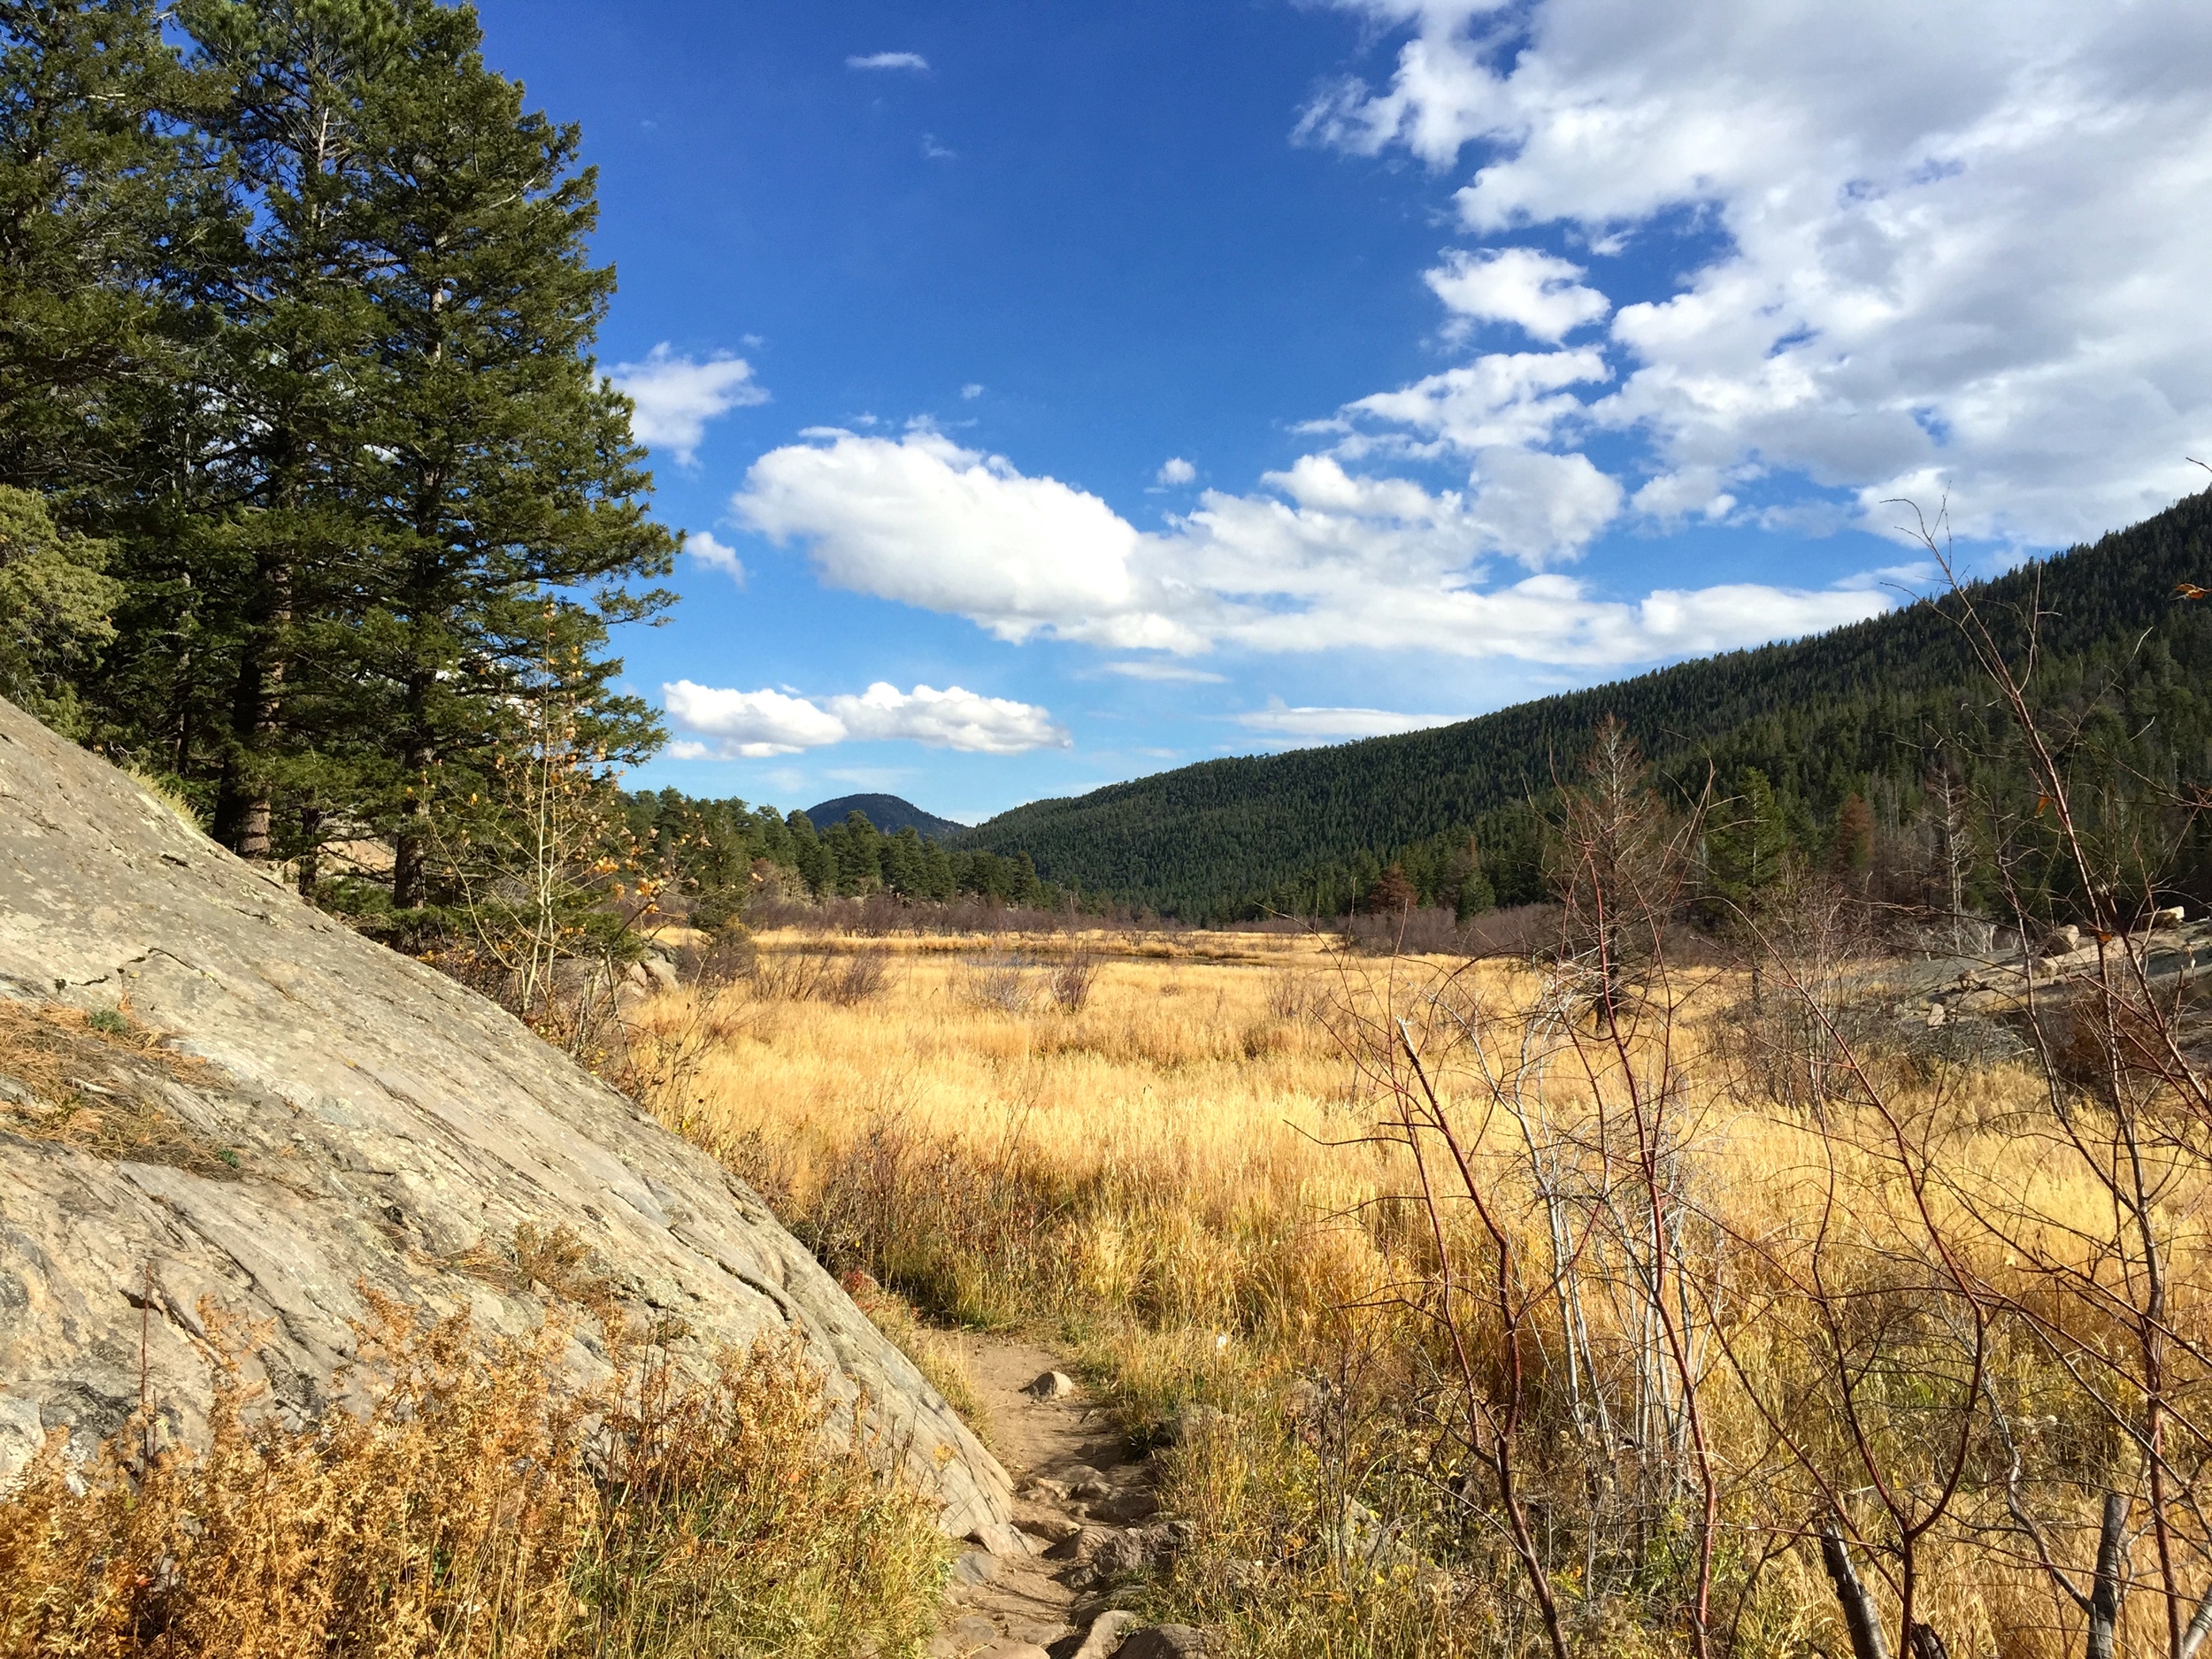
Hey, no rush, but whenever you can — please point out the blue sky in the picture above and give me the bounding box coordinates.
[472,0,2212,825]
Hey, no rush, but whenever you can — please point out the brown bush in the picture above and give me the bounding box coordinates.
[0,1294,944,1659]
[1046,948,1100,1012]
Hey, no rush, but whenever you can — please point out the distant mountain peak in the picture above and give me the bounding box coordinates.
[804,793,967,841]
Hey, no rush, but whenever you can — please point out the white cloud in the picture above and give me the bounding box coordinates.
[731,429,1886,668]
[848,51,927,70]
[1425,247,1609,342]
[1156,457,1197,485]
[610,345,768,465]
[1336,347,1609,457]
[961,383,985,399]
[1238,703,1459,742]
[735,427,1194,650]
[687,531,745,582]
[663,678,1067,757]
[1105,660,1226,684]
[1306,0,2212,546]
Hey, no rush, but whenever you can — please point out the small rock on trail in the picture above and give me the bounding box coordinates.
[930,1335,1197,1659]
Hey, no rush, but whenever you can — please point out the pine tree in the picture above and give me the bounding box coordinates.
[322,2,672,906]
[1445,833,1494,919]
[1706,766,1790,914]
[93,0,406,853]
[1365,864,1417,916]
[0,0,200,496]
[0,483,119,733]
[1828,792,1874,881]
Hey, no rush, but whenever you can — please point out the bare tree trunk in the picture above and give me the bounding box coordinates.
[2086,1491,2127,1659]
[389,672,433,910]
[211,553,291,859]
[296,803,321,897]
[1819,1520,1892,1659]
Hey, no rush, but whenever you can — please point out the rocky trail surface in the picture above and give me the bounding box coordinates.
[933,1335,1205,1659]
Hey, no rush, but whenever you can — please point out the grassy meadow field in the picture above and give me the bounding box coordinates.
[622,925,2212,1659]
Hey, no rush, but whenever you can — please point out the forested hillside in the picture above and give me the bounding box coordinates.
[959,490,2212,919]
[807,793,966,841]
[620,792,1056,918]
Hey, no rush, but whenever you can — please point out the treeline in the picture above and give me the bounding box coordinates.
[622,794,1072,920]
[962,489,2212,924]
[0,0,668,911]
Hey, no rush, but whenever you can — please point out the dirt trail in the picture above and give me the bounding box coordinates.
[930,1335,1169,1659]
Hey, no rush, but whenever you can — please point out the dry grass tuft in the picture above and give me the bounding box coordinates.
[0,999,242,1179]
[0,1293,946,1659]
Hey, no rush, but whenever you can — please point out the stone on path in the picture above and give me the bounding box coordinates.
[1070,1609,1140,1659]
[1117,1625,1209,1659]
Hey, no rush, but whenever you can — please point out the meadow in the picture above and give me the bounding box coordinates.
[625,925,2212,1659]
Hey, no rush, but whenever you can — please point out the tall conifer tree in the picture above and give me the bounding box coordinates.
[322,0,672,906]
[0,0,198,496]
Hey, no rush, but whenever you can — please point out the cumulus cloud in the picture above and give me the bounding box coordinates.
[848,51,927,70]
[730,429,1886,668]
[1336,348,1609,457]
[1156,457,1197,485]
[1238,703,1459,742]
[663,679,1067,758]
[663,684,843,757]
[736,427,1192,649]
[961,383,985,399]
[1425,247,1609,342]
[686,531,745,581]
[1305,0,2212,545]
[610,345,768,465]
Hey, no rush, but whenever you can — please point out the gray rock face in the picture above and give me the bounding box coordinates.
[0,697,1014,1547]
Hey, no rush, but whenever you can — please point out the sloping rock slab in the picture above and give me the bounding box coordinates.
[0,696,1013,1546]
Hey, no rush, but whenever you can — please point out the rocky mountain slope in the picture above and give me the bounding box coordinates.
[0,696,1014,1548]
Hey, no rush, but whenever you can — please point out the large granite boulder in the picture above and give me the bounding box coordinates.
[0,696,1014,1546]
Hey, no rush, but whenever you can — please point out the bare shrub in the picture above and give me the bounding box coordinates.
[1046,947,1100,1011]
[1723,864,1878,1111]
[1264,966,1322,1023]
[827,948,890,1006]
[751,944,891,1006]
[753,945,837,1002]
[671,925,758,989]
[1336,901,1561,958]
[957,950,1036,1014]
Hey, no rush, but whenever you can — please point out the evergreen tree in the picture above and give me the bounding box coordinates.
[1365,864,1416,916]
[1706,766,1790,913]
[1828,792,1874,880]
[133,0,412,856]
[0,0,200,497]
[0,483,119,733]
[327,2,672,906]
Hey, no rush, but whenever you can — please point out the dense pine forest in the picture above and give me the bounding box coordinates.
[953,489,2212,922]
[0,0,670,923]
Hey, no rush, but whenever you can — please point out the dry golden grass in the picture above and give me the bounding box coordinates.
[626,932,2212,1659]
[0,1282,946,1659]
[0,1000,243,1180]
